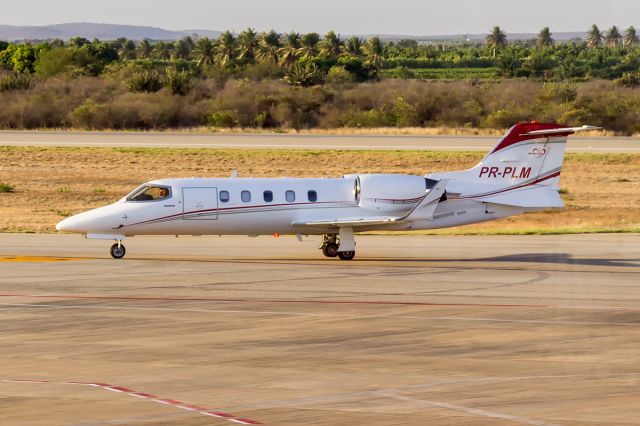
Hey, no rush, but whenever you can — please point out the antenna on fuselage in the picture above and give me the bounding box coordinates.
[230,170,239,178]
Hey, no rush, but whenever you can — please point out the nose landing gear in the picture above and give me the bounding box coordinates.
[110,241,126,259]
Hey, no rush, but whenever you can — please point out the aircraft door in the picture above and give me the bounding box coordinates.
[182,187,218,220]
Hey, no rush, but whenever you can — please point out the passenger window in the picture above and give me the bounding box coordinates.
[285,190,295,202]
[126,185,171,202]
[219,190,230,203]
[307,190,318,202]
[263,190,273,202]
[241,190,251,203]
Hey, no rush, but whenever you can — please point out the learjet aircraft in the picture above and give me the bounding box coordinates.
[56,122,598,260]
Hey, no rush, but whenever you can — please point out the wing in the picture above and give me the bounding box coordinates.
[291,216,401,227]
[292,179,448,228]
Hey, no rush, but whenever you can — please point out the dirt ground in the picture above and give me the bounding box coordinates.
[0,146,638,234]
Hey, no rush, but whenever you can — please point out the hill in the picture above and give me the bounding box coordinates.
[0,23,221,41]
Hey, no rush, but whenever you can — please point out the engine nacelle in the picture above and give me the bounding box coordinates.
[344,174,428,213]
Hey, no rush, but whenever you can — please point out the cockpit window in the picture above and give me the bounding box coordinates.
[126,185,171,202]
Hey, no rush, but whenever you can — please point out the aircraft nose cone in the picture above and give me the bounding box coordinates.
[56,216,77,232]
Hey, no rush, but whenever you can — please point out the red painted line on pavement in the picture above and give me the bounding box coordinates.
[0,292,548,309]
[1,379,260,425]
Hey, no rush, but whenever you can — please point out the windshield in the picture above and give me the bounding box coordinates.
[126,185,171,202]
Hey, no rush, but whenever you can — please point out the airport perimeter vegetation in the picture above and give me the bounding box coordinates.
[0,145,638,236]
[2,25,640,135]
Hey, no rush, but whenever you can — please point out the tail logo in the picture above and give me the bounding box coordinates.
[528,147,547,158]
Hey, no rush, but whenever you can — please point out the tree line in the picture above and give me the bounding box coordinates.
[0,25,639,87]
[0,26,639,134]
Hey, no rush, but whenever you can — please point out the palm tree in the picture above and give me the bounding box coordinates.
[605,26,622,48]
[486,26,507,57]
[623,26,639,47]
[137,39,153,59]
[116,38,136,60]
[193,37,216,67]
[536,27,554,48]
[172,38,192,60]
[587,24,602,48]
[215,31,236,66]
[237,28,259,64]
[320,31,342,59]
[364,36,384,73]
[284,62,323,87]
[182,36,195,52]
[300,32,320,58]
[343,36,364,57]
[278,32,302,68]
[256,30,281,64]
[153,41,172,60]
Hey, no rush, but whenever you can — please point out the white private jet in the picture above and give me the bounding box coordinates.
[56,122,599,260]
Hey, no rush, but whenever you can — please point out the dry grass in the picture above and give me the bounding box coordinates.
[0,146,638,234]
[16,126,617,137]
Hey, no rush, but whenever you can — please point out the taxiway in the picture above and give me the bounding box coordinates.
[1,131,639,152]
[0,233,639,425]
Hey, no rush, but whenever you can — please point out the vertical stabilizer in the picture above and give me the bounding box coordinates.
[434,123,599,190]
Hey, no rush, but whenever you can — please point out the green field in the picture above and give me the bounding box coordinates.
[381,67,498,80]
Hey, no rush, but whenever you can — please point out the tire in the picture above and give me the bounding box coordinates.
[337,251,355,261]
[110,243,126,259]
[322,242,339,257]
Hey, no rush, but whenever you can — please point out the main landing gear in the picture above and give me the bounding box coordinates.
[320,230,356,261]
[110,241,126,259]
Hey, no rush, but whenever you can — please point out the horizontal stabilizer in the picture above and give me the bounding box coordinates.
[521,125,601,136]
[475,186,564,208]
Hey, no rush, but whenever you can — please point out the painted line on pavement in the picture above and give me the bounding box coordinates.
[1,379,261,425]
[2,303,639,326]
[1,293,640,311]
[376,390,559,426]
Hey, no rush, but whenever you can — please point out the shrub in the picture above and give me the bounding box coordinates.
[326,66,355,84]
[395,66,416,79]
[483,107,531,129]
[0,182,15,193]
[615,72,640,88]
[392,97,420,127]
[164,67,192,95]
[284,62,323,87]
[35,48,75,77]
[207,110,238,128]
[538,82,578,103]
[125,70,162,93]
[0,72,34,92]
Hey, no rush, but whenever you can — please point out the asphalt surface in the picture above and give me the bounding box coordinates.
[1,131,639,152]
[1,233,639,425]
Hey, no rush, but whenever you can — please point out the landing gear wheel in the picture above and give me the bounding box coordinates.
[338,251,355,261]
[322,242,339,258]
[110,243,126,259]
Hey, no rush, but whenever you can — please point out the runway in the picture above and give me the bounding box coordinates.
[1,131,639,152]
[1,233,639,425]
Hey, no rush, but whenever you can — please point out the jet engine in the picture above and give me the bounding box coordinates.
[344,174,430,213]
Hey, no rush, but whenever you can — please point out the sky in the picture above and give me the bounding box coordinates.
[2,0,640,35]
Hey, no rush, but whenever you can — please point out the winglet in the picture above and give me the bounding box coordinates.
[398,179,447,222]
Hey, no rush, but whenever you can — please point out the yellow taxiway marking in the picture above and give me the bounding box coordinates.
[0,256,85,263]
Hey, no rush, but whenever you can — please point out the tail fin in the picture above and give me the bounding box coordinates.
[444,123,599,187]
[429,122,599,208]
